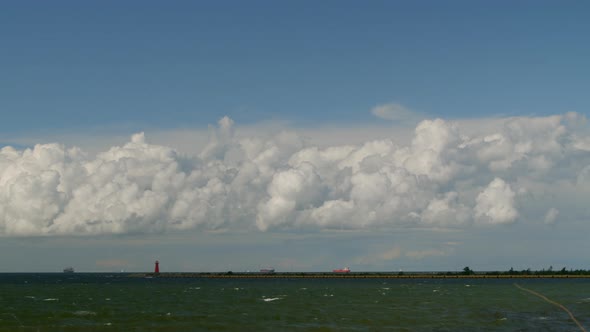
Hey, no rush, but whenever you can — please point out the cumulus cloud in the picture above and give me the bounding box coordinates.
[474,178,518,225]
[544,207,559,224]
[0,113,589,236]
[371,102,422,123]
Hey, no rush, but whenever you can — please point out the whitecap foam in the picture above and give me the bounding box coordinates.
[263,297,280,302]
[74,311,96,316]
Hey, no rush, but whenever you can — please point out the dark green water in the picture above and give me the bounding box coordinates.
[1,274,589,331]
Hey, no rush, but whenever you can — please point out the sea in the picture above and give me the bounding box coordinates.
[1,273,589,331]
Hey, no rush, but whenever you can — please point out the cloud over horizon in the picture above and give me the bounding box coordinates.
[1,113,589,236]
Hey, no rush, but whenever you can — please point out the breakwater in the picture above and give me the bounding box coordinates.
[128,272,590,279]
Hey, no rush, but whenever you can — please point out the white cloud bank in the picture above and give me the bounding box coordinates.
[1,113,589,236]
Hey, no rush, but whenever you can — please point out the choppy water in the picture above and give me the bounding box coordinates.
[1,274,589,331]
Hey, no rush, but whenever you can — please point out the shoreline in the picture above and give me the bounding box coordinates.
[128,272,590,279]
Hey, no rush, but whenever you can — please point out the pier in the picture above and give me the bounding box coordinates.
[128,272,590,279]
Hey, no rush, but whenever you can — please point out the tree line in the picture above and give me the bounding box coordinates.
[440,266,590,276]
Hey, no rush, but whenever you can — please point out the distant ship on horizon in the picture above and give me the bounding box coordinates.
[333,267,351,273]
[63,267,75,273]
[260,268,275,273]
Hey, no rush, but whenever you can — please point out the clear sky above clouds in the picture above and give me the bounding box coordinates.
[2,0,589,133]
[1,1,590,272]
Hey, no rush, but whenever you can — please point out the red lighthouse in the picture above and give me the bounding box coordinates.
[154,260,160,274]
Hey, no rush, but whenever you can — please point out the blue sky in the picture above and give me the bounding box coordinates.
[2,1,589,134]
[1,1,590,273]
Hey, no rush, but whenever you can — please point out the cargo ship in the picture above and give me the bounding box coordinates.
[260,268,275,273]
[333,267,351,273]
[63,267,75,273]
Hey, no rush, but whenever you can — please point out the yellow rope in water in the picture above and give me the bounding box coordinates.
[514,283,587,332]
